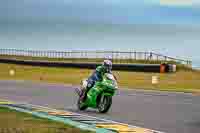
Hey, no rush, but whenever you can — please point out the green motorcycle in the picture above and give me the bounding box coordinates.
[75,73,118,113]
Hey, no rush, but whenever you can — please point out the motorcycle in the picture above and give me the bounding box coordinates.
[75,73,118,113]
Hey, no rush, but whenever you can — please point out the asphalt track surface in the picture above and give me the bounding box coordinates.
[0,80,200,133]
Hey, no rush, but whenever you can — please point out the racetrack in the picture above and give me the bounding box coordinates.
[0,80,200,133]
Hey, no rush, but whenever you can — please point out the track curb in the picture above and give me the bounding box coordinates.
[0,99,164,133]
[0,101,113,133]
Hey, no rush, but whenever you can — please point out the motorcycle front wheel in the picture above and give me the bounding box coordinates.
[98,95,112,113]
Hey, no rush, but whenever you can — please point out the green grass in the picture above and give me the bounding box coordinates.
[0,106,93,133]
[0,63,199,93]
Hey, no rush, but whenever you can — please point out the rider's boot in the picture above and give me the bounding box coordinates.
[80,90,85,100]
[80,86,91,101]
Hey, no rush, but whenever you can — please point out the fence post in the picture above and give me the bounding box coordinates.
[65,52,68,59]
[44,51,47,57]
[4,49,6,55]
[57,51,59,58]
[8,49,10,55]
[34,50,36,57]
[48,51,50,58]
[145,52,147,60]
[37,50,39,57]
[128,51,131,63]
[165,56,167,61]
[40,50,42,57]
[54,51,56,58]
[58,51,60,58]
[30,50,33,57]
[150,52,153,60]
[44,50,46,57]
[7,49,10,55]
[112,51,114,60]
[42,50,44,57]
[61,51,63,58]
[134,51,136,60]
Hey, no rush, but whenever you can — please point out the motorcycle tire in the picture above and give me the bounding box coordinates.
[98,96,112,113]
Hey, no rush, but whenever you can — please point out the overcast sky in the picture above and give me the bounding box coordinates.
[1,0,200,25]
[0,0,200,66]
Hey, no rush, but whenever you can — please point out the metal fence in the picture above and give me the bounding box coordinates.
[0,49,192,67]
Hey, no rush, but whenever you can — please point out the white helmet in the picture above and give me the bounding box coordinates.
[103,59,112,72]
[106,55,112,61]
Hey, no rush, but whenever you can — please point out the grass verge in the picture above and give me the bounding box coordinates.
[0,106,93,133]
[0,63,199,93]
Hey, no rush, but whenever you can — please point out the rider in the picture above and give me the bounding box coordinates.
[80,59,113,101]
